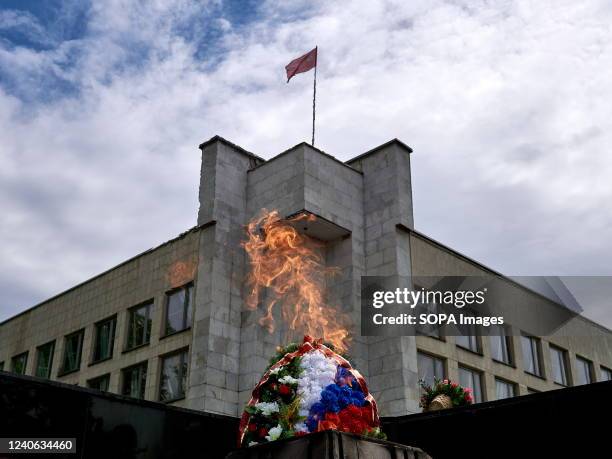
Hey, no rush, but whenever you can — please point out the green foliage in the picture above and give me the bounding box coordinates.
[419,378,473,409]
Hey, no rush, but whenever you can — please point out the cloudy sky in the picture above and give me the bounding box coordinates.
[1,0,611,327]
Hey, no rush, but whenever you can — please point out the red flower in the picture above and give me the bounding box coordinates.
[278,384,291,396]
[258,427,268,439]
[295,431,307,437]
[248,423,257,432]
[360,406,372,422]
[325,413,341,425]
[346,405,361,417]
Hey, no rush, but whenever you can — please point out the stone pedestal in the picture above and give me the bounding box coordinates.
[226,431,430,459]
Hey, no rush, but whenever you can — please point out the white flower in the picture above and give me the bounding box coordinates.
[248,441,259,447]
[296,350,337,420]
[279,375,298,385]
[255,401,280,416]
[269,367,281,375]
[265,425,283,442]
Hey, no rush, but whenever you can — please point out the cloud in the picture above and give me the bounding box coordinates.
[0,0,611,329]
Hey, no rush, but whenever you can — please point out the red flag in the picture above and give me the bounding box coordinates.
[285,47,317,82]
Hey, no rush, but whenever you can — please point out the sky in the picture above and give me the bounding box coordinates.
[1,0,611,328]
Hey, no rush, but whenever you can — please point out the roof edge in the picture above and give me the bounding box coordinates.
[401,224,612,336]
[248,141,363,174]
[346,138,413,164]
[198,135,265,162]
[0,221,216,327]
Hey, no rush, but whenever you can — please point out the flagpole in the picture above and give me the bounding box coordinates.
[312,47,317,146]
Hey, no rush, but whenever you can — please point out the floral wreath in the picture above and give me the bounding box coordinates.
[239,336,385,447]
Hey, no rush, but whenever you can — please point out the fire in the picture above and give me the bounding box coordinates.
[243,209,350,351]
[167,259,197,288]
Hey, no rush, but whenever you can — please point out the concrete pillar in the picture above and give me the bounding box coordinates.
[188,137,262,416]
[348,140,419,416]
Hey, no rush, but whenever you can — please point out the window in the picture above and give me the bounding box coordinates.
[127,301,153,349]
[490,325,513,365]
[417,352,445,386]
[521,335,542,377]
[575,356,594,385]
[164,284,193,336]
[415,287,442,339]
[88,374,111,392]
[458,366,483,403]
[93,316,116,362]
[456,333,480,353]
[0,362,4,371]
[159,349,189,402]
[35,341,55,378]
[11,352,28,375]
[601,367,612,381]
[122,362,147,399]
[61,330,84,374]
[550,345,570,386]
[495,378,516,399]
[456,310,480,353]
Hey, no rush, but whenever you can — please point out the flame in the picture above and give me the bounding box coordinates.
[167,259,197,288]
[243,209,350,351]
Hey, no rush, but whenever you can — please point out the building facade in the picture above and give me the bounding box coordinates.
[1,136,611,417]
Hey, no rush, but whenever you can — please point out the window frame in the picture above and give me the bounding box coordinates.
[521,334,543,378]
[87,373,111,392]
[11,351,28,375]
[91,315,117,364]
[417,351,446,387]
[163,283,194,337]
[121,361,148,400]
[575,355,594,385]
[35,340,55,379]
[60,329,85,376]
[458,365,484,403]
[455,308,481,354]
[490,325,514,366]
[601,366,612,382]
[125,300,154,351]
[159,348,190,403]
[494,377,517,400]
[550,344,570,386]
[414,285,445,340]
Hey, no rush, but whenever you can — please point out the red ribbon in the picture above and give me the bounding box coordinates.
[238,336,379,446]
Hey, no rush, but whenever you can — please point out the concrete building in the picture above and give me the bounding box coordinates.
[1,135,611,418]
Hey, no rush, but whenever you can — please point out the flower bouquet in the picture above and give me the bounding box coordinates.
[238,336,385,447]
[419,378,473,412]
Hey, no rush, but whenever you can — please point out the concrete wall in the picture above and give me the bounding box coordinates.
[189,140,261,415]
[0,228,200,407]
[348,142,419,416]
[410,231,612,401]
[240,143,368,410]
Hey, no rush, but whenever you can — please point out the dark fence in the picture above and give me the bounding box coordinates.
[0,371,238,458]
[382,379,612,458]
[2,371,611,458]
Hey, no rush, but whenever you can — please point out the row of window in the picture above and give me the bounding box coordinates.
[86,349,189,402]
[0,284,193,379]
[418,348,612,404]
[426,321,611,387]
